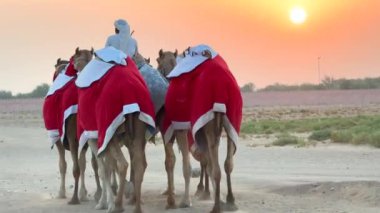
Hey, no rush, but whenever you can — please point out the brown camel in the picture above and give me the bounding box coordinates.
[157,49,239,213]
[157,49,211,205]
[136,51,200,208]
[53,58,69,79]
[70,47,108,205]
[50,51,92,204]
[75,51,152,213]
[51,58,69,200]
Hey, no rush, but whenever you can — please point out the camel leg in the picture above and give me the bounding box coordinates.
[204,116,222,213]
[164,140,176,209]
[88,139,107,210]
[109,141,128,213]
[79,148,88,201]
[223,137,238,211]
[56,141,67,199]
[66,116,80,205]
[155,109,176,200]
[195,160,205,197]
[111,165,118,195]
[176,130,192,208]
[200,156,211,200]
[125,143,134,200]
[131,118,147,213]
[103,150,118,213]
[91,151,102,202]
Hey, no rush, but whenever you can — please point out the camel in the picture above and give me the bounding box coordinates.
[157,46,242,213]
[75,47,155,213]
[133,52,191,208]
[43,53,93,205]
[53,58,69,79]
[156,49,211,204]
[68,47,105,204]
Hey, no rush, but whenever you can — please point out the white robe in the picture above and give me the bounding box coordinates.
[105,33,137,57]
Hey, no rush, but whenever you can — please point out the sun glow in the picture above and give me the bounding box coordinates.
[290,6,307,24]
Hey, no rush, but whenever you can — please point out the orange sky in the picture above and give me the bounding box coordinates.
[0,0,379,93]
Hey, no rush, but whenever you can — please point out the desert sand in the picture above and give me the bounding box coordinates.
[1,94,380,213]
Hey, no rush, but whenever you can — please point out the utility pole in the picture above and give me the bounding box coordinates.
[318,56,321,85]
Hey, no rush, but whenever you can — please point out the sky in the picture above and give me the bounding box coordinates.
[0,0,379,93]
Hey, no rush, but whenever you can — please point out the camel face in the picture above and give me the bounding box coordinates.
[73,47,94,72]
[156,49,177,78]
[53,58,69,79]
[132,52,146,66]
[55,58,69,69]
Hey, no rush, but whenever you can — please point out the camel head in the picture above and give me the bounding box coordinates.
[53,58,69,79]
[73,47,94,72]
[132,51,146,67]
[156,49,178,78]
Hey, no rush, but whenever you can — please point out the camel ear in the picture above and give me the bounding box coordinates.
[159,49,164,58]
[202,50,212,59]
[75,47,80,55]
[174,49,178,58]
[90,47,94,55]
[57,58,61,64]
[146,58,150,64]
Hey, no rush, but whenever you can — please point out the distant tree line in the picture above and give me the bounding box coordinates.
[0,83,49,99]
[240,82,255,93]
[259,76,380,92]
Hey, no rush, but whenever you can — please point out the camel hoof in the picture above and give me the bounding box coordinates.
[111,205,124,213]
[68,197,80,205]
[133,207,143,213]
[222,202,239,212]
[179,199,192,208]
[94,189,102,202]
[107,203,116,213]
[199,191,211,200]
[161,189,174,196]
[210,205,221,213]
[165,203,177,210]
[95,201,107,210]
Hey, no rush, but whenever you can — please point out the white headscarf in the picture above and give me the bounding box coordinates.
[105,19,137,57]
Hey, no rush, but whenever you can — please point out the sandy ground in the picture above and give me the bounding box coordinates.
[1,96,380,213]
[1,125,380,213]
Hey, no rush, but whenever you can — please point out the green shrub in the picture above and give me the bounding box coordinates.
[370,131,380,148]
[331,131,353,144]
[273,133,302,146]
[309,129,332,141]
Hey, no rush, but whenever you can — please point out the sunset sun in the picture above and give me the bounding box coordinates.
[290,6,307,24]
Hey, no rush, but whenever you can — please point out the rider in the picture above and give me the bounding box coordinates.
[105,19,138,57]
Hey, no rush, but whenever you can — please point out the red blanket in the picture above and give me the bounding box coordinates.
[94,57,156,155]
[43,59,78,148]
[60,79,78,145]
[64,57,77,77]
[77,79,102,152]
[163,55,242,156]
[43,88,64,147]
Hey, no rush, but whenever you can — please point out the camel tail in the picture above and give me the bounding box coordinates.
[214,112,223,139]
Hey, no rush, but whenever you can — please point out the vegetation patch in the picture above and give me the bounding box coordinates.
[242,115,380,148]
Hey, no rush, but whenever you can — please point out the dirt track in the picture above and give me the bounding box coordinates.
[1,125,379,213]
[1,93,380,212]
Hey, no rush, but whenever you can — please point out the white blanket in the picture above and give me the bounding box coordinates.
[46,72,73,97]
[167,44,218,78]
[75,59,115,88]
